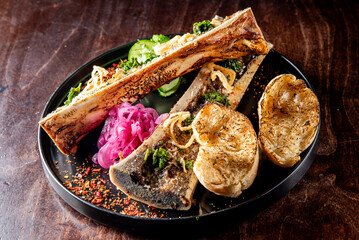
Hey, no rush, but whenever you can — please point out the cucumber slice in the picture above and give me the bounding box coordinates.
[158,77,181,93]
[158,88,178,97]
[128,40,157,64]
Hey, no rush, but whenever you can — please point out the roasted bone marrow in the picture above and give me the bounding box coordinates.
[110,43,272,210]
[39,8,268,155]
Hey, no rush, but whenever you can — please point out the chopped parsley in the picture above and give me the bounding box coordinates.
[184,160,193,169]
[204,92,230,107]
[144,148,151,161]
[177,158,193,171]
[182,115,196,127]
[120,58,139,74]
[193,20,214,35]
[146,147,171,169]
[64,83,82,106]
[218,59,242,72]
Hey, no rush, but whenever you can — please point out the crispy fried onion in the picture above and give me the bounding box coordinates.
[178,158,187,173]
[74,65,126,102]
[73,66,109,101]
[154,33,197,56]
[207,63,236,93]
[87,66,109,91]
[163,111,195,149]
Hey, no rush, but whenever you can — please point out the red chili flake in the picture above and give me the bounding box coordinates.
[95,191,102,198]
[133,209,139,216]
[62,147,166,218]
[85,167,91,175]
[91,198,104,204]
[84,180,90,188]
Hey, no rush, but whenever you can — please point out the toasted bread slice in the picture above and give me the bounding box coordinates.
[192,103,259,197]
[258,74,320,167]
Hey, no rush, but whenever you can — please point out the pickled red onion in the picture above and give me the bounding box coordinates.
[92,102,168,169]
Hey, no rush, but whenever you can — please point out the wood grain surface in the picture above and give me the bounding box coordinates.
[0,0,358,239]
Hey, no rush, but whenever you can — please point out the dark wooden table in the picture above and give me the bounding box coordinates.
[1,0,358,239]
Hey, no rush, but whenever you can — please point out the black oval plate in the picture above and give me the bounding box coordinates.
[38,40,320,234]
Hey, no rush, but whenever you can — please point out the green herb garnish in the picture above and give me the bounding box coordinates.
[151,34,170,44]
[120,58,139,74]
[144,148,151,161]
[185,160,193,169]
[204,92,230,107]
[177,158,193,171]
[182,115,196,127]
[218,59,242,72]
[147,147,171,169]
[193,20,214,35]
[64,83,82,106]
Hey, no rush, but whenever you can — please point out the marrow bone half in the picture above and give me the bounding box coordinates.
[39,8,268,155]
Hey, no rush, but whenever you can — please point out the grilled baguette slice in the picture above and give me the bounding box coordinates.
[39,8,268,155]
[258,74,320,167]
[192,103,259,197]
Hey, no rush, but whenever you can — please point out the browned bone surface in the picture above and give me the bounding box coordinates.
[39,8,267,155]
[0,0,358,239]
